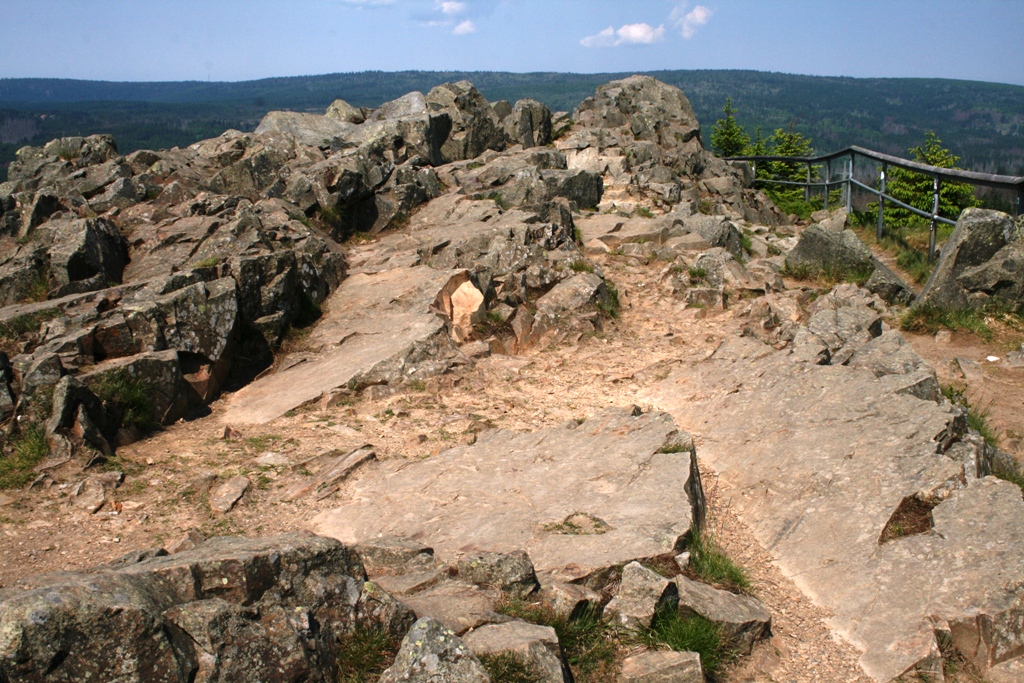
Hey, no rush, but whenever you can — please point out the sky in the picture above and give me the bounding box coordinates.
[1,0,1023,86]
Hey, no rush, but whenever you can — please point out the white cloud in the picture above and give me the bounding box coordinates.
[580,27,616,48]
[616,22,666,44]
[453,19,476,35]
[581,23,665,48]
[439,1,466,14]
[670,3,713,39]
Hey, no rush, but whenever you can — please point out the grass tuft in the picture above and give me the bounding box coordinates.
[95,370,156,432]
[636,606,727,677]
[569,260,595,274]
[941,384,999,448]
[479,652,545,683]
[335,626,400,683]
[1,423,49,490]
[0,308,61,342]
[687,528,750,593]
[496,600,617,683]
[597,280,620,319]
[901,306,992,341]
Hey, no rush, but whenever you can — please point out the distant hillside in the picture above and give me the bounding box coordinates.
[2,70,1023,181]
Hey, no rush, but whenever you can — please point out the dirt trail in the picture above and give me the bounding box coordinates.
[6,243,1022,682]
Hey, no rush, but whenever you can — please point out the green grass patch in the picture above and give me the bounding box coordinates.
[596,280,620,319]
[635,206,654,219]
[569,260,595,274]
[900,305,993,341]
[193,256,221,269]
[0,423,49,489]
[497,600,617,683]
[335,626,400,683]
[636,607,727,678]
[95,370,157,432]
[739,232,753,253]
[479,652,546,683]
[781,261,873,287]
[687,528,750,593]
[0,308,61,341]
[941,384,999,448]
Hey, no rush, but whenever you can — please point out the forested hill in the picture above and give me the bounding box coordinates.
[2,69,1023,180]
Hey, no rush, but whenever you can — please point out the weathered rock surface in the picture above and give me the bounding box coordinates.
[463,620,569,683]
[0,534,377,683]
[378,617,490,683]
[674,575,771,655]
[918,208,1022,310]
[313,408,702,586]
[785,220,914,305]
[619,650,703,683]
[604,561,678,629]
[646,297,1024,681]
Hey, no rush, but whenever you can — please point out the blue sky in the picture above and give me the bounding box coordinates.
[1,0,1022,85]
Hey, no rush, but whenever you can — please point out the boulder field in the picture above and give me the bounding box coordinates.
[1,74,1023,682]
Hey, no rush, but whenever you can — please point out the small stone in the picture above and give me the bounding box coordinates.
[620,650,703,683]
[462,621,567,683]
[458,550,539,599]
[209,476,250,513]
[378,617,489,683]
[165,529,206,554]
[222,425,242,440]
[605,561,678,629]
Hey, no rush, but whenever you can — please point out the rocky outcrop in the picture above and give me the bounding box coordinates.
[917,208,1023,311]
[648,284,1024,681]
[556,75,784,224]
[0,534,379,683]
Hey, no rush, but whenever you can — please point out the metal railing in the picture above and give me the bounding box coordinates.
[726,146,1024,261]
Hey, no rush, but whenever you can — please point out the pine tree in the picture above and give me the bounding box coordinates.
[710,98,750,158]
[884,133,980,227]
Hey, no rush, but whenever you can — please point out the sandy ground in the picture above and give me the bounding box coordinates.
[1,244,1021,683]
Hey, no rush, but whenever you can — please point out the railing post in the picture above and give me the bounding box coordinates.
[877,163,887,241]
[929,176,941,262]
[805,163,811,203]
[845,154,854,213]
[824,159,831,211]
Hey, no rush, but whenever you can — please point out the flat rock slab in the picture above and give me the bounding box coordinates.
[313,408,699,585]
[619,650,703,683]
[646,339,1024,681]
[222,266,460,424]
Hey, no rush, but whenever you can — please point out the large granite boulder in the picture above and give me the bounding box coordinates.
[917,208,1021,310]
[378,617,489,683]
[426,80,506,162]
